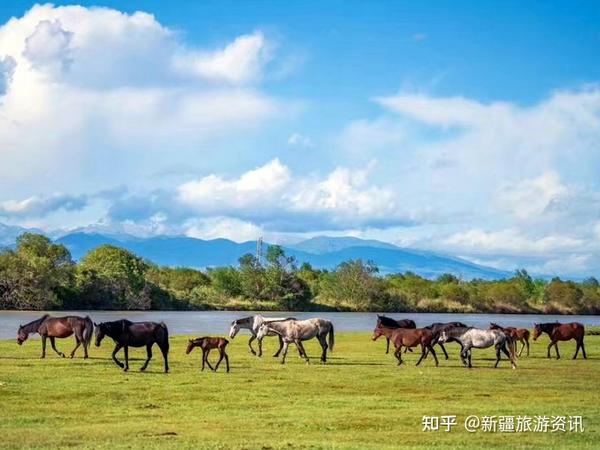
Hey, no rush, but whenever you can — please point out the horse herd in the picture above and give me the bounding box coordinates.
[15,313,588,373]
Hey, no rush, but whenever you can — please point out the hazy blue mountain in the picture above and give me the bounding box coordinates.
[0,223,44,246]
[54,232,509,280]
[289,236,399,254]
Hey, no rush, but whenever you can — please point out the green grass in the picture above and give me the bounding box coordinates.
[0,333,598,449]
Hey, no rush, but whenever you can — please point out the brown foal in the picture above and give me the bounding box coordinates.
[372,325,439,367]
[489,322,530,357]
[186,337,230,372]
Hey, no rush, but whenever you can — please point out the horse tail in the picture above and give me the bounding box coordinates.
[83,316,94,348]
[159,322,170,352]
[505,333,516,360]
[328,322,335,352]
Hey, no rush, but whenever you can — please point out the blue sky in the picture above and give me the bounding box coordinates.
[0,1,599,277]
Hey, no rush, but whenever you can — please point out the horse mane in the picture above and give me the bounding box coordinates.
[377,315,400,328]
[234,316,254,325]
[21,314,50,332]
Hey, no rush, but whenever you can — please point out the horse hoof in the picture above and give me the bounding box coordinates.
[123,368,129,372]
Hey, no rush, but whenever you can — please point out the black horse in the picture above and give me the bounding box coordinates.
[94,320,170,372]
[376,315,416,354]
[424,322,467,359]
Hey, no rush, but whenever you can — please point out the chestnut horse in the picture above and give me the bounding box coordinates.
[186,337,230,372]
[490,322,530,357]
[372,325,439,367]
[533,322,586,360]
[375,315,416,354]
[17,314,94,359]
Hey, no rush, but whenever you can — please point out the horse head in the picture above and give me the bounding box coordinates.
[94,322,107,347]
[229,320,241,339]
[186,338,198,355]
[532,323,541,341]
[16,324,28,345]
[371,326,385,341]
[256,323,270,340]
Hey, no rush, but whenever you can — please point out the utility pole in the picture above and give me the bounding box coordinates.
[256,236,263,265]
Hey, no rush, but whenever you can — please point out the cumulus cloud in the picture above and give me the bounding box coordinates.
[334,87,600,275]
[0,193,87,218]
[173,31,272,84]
[176,159,413,230]
[0,4,282,196]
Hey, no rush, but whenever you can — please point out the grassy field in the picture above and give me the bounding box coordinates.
[0,332,598,449]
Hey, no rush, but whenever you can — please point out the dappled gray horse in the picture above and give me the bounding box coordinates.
[438,326,516,369]
[256,318,334,364]
[229,315,294,357]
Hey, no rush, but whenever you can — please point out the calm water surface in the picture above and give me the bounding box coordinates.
[1,310,599,339]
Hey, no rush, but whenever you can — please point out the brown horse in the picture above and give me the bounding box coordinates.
[17,314,94,359]
[533,322,586,360]
[489,322,530,357]
[372,325,439,367]
[375,315,416,354]
[186,337,230,372]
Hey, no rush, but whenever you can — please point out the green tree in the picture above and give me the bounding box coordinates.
[0,233,74,309]
[77,245,150,309]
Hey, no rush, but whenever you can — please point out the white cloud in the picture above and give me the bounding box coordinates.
[173,31,272,84]
[176,159,411,230]
[0,193,87,218]
[494,171,569,221]
[184,217,263,242]
[287,132,313,148]
[443,228,585,256]
[0,4,281,197]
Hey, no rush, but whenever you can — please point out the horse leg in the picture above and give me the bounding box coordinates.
[546,342,552,359]
[224,351,230,372]
[50,337,65,358]
[297,341,310,363]
[201,348,206,371]
[494,345,502,368]
[386,337,390,354]
[273,335,284,357]
[280,342,289,364]
[501,343,516,369]
[429,345,439,367]
[582,341,587,359]
[215,349,225,371]
[248,335,257,356]
[554,342,560,359]
[438,342,449,360]
[317,334,328,363]
[257,335,263,358]
[526,338,530,356]
[416,344,426,366]
[123,346,129,371]
[140,344,152,371]
[205,349,215,371]
[69,336,81,359]
[518,340,525,357]
[40,335,47,359]
[112,344,124,369]
[394,347,403,365]
[159,343,169,373]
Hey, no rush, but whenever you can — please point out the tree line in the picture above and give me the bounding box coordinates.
[1,233,599,314]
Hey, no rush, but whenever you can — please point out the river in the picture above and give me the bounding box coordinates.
[1,310,599,339]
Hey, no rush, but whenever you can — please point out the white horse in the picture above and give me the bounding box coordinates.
[256,318,334,364]
[229,315,294,357]
[438,326,516,369]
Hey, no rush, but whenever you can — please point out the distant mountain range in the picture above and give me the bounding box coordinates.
[50,232,507,280]
[0,223,510,279]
